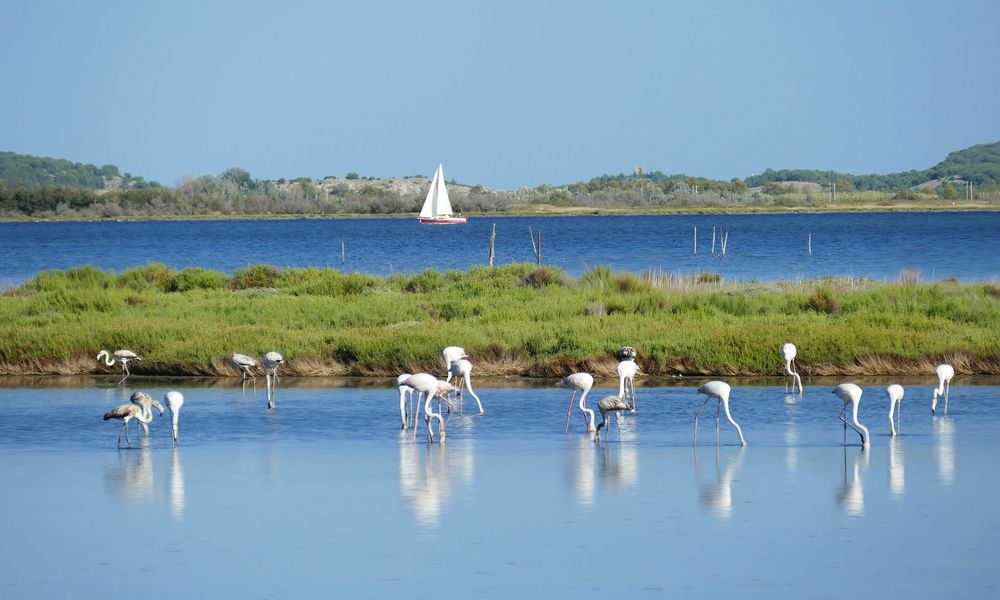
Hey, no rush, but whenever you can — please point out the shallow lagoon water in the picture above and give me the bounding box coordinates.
[1,378,998,598]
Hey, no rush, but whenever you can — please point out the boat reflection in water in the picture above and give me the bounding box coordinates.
[837,448,869,518]
[694,445,745,520]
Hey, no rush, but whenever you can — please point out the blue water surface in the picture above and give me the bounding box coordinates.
[2,212,998,284]
[0,377,997,598]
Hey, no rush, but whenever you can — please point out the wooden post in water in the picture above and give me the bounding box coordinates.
[711,226,717,255]
[693,226,698,255]
[808,233,812,256]
[529,226,537,257]
[489,223,496,267]
[721,230,729,257]
[536,231,542,266]
[341,241,346,264]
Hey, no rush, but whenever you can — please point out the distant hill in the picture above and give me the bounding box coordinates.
[742,141,1000,191]
[0,151,160,191]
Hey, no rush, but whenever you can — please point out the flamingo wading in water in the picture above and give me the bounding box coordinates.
[129,391,163,436]
[442,346,467,381]
[404,374,454,442]
[781,342,802,394]
[833,383,870,448]
[262,351,283,409]
[97,349,141,383]
[931,364,955,415]
[558,373,596,433]
[165,391,184,445]
[231,353,259,379]
[448,359,484,414]
[103,404,152,448]
[694,381,747,447]
[594,395,634,442]
[617,346,639,410]
[887,384,904,436]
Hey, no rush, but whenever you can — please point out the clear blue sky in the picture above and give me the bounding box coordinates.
[2,0,998,188]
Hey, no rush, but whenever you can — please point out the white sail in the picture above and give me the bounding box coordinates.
[420,164,454,218]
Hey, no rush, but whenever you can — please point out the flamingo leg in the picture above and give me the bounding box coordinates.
[693,397,711,446]
[565,391,577,433]
[716,400,721,439]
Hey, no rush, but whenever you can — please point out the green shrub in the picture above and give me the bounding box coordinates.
[168,268,228,292]
[405,269,446,293]
[805,287,840,314]
[231,264,280,289]
[580,265,614,288]
[118,263,175,291]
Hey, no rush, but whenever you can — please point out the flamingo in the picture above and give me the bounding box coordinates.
[262,351,284,379]
[593,395,634,442]
[887,384,904,436]
[397,373,414,430]
[448,359,484,414]
[129,391,164,436]
[931,364,955,415]
[558,373,596,433]
[231,352,259,379]
[165,391,184,445]
[103,404,152,448]
[97,349,141,383]
[694,381,747,447]
[616,346,639,410]
[833,383,870,448]
[442,346,467,381]
[404,374,453,442]
[262,352,283,409]
[781,342,802,394]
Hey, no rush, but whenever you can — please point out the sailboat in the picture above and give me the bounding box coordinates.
[418,164,467,224]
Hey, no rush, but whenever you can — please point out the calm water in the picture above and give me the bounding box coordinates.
[2,212,999,284]
[1,378,997,598]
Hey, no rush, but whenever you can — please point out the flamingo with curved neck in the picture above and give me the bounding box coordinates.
[558,373,595,433]
[931,364,954,415]
[887,384,904,436]
[833,383,870,448]
[694,381,747,447]
[165,391,184,445]
[781,342,802,394]
[448,359,484,414]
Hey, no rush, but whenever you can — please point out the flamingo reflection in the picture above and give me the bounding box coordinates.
[933,416,955,486]
[169,447,185,519]
[837,447,869,518]
[398,436,475,529]
[568,436,597,506]
[888,437,905,499]
[105,447,154,504]
[694,445,745,520]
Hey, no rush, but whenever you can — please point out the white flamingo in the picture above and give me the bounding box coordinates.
[103,404,152,448]
[448,358,484,414]
[97,349,141,383]
[833,383,870,448]
[931,364,955,415]
[262,352,283,409]
[165,391,184,445]
[397,373,414,430]
[694,381,747,447]
[231,352,259,379]
[617,346,639,410]
[404,374,454,442]
[594,395,634,442]
[558,372,595,433]
[887,384,904,436]
[442,346,468,381]
[781,342,802,394]
[129,391,164,436]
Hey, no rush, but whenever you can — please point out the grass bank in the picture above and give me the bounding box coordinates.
[1,264,998,377]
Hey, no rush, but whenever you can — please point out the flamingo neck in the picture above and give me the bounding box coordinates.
[99,351,114,366]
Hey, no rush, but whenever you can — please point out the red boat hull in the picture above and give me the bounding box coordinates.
[418,217,467,225]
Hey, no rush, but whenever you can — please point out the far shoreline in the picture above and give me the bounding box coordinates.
[1,201,998,223]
